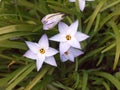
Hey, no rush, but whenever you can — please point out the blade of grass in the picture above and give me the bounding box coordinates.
[102,81,110,90]
[0,40,27,50]
[24,65,51,90]
[6,63,35,90]
[8,63,34,85]
[82,71,88,90]
[0,32,37,41]
[109,21,120,70]
[101,43,115,53]
[99,11,120,30]
[93,72,120,90]
[52,82,74,90]
[85,0,107,34]
[0,24,35,35]
[101,0,120,12]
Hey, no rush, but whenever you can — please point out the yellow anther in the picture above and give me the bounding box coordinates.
[40,48,45,54]
[66,35,71,40]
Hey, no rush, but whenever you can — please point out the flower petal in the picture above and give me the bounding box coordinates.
[69,0,75,2]
[75,32,89,42]
[68,37,81,49]
[36,58,44,71]
[59,42,70,54]
[61,50,75,62]
[43,24,57,30]
[60,54,68,62]
[23,50,37,60]
[25,41,39,54]
[46,47,58,57]
[44,56,57,66]
[58,22,69,33]
[49,34,66,42]
[69,47,84,57]
[38,34,49,49]
[79,0,85,11]
[37,53,45,61]
[68,20,78,35]
[67,53,74,62]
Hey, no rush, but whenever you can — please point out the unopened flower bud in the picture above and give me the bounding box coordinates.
[41,13,65,30]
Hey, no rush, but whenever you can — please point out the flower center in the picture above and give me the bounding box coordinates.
[66,35,71,40]
[65,51,69,55]
[39,48,45,54]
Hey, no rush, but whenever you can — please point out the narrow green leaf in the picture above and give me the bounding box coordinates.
[94,14,100,32]
[52,82,74,90]
[101,43,115,53]
[8,64,34,85]
[0,32,37,41]
[0,40,27,50]
[24,65,51,90]
[17,0,42,14]
[0,64,32,87]
[6,63,35,90]
[82,71,88,90]
[101,0,120,12]
[99,11,120,30]
[109,21,120,70]
[73,72,79,89]
[0,54,13,60]
[48,5,71,14]
[0,24,35,35]
[85,0,107,34]
[96,53,104,66]
[102,81,110,90]
[38,0,49,14]
[93,72,120,90]
[75,0,80,13]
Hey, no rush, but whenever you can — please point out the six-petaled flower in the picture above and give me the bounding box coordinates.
[60,47,84,62]
[23,34,58,71]
[49,20,89,54]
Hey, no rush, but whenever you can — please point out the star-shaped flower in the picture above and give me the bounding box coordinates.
[60,47,84,62]
[49,20,89,54]
[69,0,94,11]
[23,34,58,71]
[41,13,65,30]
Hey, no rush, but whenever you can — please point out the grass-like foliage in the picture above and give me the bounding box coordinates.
[0,0,120,90]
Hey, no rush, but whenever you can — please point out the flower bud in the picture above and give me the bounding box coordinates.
[41,13,65,30]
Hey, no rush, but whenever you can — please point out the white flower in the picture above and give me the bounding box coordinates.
[69,0,94,11]
[49,20,89,54]
[23,34,58,71]
[60,47,84,62]
[41,13,65,30]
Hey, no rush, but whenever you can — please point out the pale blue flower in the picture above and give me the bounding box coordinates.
[24,34,58,71]
[49,20,89,54]
[60,47,84,62]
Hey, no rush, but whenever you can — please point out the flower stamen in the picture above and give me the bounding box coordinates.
[66,35,71,40]
[40,48,45,54]
[65,51,69,55]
